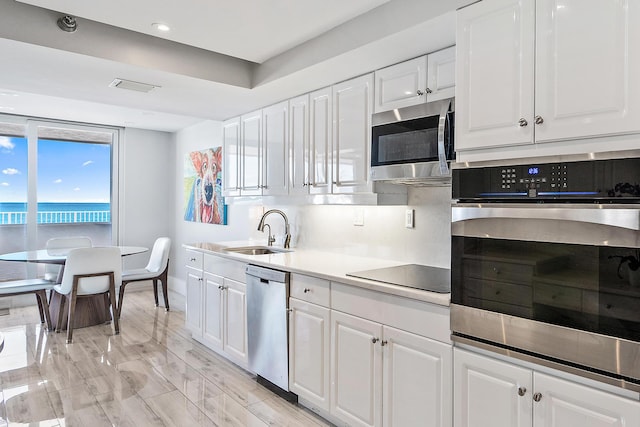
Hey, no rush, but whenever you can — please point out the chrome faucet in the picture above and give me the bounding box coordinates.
[257,209,291,248]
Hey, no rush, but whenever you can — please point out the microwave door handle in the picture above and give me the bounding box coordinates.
[437,101,451,175]
[451,205,640,231]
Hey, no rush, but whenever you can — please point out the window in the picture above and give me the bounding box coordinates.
[0,116,119,280]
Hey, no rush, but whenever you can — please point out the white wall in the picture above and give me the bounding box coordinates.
[172,121,453,295]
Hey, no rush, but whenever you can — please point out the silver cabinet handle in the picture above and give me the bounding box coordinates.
[535,115,544,125]
[190,257,197,262]
[381,340,388,346]
[518,387,527,397]
[218,285,224,290]
[303,288,311,293]
[416,90,424,96]
[533,392,542,402]
[518,118,528,127]
[371,337,379,344]
[426,88,433,94]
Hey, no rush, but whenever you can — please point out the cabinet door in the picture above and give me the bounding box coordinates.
[427,46,456,102]
[262,101,288,196]
[185,267,203,337]
[309,87,332,195]
[202,271,224,351]
[331,310,382,427]
[533,372,640,427]
[454,348,532,427]
[382,326,452,427]
[535,0,640,143]
[240,110,262,196]
[289,94,310,196]
[289,298,330,412]
[223,278,248,365]
[332,74,373,195]
[373,56,427,113]
[222,117,241,197]
[456,0,535,151]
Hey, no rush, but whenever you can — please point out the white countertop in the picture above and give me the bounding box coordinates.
[183,241,451,307]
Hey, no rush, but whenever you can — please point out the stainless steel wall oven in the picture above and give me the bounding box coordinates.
[450,153,640,392]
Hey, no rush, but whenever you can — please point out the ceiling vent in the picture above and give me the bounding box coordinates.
[109,78,160,93]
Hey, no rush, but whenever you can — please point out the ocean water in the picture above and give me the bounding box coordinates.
[0,202,111,224]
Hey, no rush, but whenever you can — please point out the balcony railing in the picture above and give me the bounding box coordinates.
[0,210,111,225]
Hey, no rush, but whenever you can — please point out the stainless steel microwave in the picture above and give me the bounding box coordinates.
[370,98,454,184]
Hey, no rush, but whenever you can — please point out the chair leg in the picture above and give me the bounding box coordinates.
[66,280,79,344]
[56,295,66,333]
[35,294,45,324]
[117,282,126,319]
[109,274,119,335]
[153,279,159,307]
[35,290,53,332]
[161,270,169,312]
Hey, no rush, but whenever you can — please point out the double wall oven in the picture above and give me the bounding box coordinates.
[450,152,640,392]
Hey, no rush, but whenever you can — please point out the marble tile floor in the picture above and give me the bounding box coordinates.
[0,290,332,427]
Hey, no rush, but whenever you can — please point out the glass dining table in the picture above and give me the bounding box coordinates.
[0,246,147,330]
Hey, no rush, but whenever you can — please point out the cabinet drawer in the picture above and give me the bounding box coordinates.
[185,249,203,270]
[290,274,330,307]
[204,254,247,283]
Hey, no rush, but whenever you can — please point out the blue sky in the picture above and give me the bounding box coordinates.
[0,136,111,203]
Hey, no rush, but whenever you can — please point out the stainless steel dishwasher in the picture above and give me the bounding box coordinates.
[246,264,292,394]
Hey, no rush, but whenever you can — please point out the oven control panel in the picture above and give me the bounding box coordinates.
[453,158,640,201]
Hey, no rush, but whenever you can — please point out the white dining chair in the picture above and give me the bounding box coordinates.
[118,237,171,318]
[44,236,92,282]
[54,247,120,343]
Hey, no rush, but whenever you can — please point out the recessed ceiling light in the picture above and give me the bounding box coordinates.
[152,23,171,32]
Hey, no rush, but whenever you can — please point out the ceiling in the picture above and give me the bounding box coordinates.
[0,0,470,132]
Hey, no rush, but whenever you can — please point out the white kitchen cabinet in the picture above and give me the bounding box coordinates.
[262,101,288,196]
[185,249,204,337]
[374,56,427,113]
[456,0,640,155]
[383,325,452,427]
[289,94,310,196]
[202,271,224,350]
[332,73,373,195]
[454,347,532,427]
[222,277,248,365]
[185,252,248,368]
[373,47,455,113]
[426,46,456,102]
[309,87,333,195]
[289,297,331,412]
[222,117,241,197]
[454,348,640,427]
[331,310,383,427]
[330,308,452,427]
[240,109,262,196]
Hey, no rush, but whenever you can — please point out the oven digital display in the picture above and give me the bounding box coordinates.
[528,167,539,175]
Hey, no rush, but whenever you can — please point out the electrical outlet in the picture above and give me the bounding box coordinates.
[354,208,364,226]
[405,209,414,228]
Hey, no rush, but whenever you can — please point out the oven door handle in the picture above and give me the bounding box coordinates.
[437,101,451,176]
[451,205,640,231]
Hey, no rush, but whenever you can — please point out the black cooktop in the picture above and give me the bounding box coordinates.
[346,264,451,293]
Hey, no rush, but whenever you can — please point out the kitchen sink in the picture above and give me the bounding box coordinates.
[223,246,290,255]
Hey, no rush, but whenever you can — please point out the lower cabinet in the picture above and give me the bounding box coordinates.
[289,297,331,412]
[185,252,248,368]
[330,310,452,427]
[454,348,640,427]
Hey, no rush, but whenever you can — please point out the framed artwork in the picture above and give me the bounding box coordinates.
[183,147,227,225]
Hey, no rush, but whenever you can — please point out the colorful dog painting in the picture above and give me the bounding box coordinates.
[184,147,227,224]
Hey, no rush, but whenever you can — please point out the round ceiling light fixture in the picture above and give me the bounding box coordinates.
[57,15,78,33]
[152,22,171,32]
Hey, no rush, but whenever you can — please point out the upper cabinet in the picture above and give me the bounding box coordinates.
[240,109,262,196]
[309,87,333,195]
[373,47,455,113]
[262,101,289,196]
[222,117,241,197]
[456,0,640,155]
[289,94,310,197]
[332,74,374,194]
